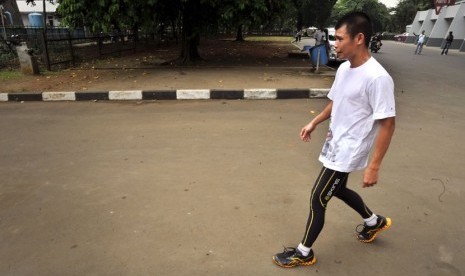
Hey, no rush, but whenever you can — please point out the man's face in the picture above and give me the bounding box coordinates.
[334,25,362,60]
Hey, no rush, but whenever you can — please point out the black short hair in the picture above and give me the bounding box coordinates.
[335,11,372,48]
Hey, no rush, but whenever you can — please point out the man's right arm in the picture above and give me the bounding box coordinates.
[300,101,333,142]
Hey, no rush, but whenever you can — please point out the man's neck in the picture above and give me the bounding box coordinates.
[349,50,371,68]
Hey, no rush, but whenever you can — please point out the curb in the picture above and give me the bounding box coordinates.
[0,88,329,102]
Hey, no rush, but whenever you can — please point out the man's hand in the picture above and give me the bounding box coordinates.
[363,167,379,188]
[363,117,395,188]
[300,101,333,142]
[300,123,316,142]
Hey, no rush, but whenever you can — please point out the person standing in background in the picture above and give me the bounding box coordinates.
[314,27,325,46]
[414,30,426,55]
[441,31,454,55]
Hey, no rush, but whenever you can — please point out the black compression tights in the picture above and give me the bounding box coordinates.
[301,167,374,248]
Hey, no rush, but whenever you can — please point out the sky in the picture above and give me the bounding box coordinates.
[378,0,400,8]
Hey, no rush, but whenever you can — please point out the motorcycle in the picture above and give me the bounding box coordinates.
[370,36,382,53]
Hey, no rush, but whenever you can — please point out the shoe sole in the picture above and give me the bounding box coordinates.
[272,256,317,268]
[357,217,392,243]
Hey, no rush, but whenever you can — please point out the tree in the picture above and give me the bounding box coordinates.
[290,0,338,30]
[390,0,434,33]
[268,1,297,34]
[328,0,390,32]
[54,0,306,63]
[219,0,286,41]
[57,0,158,33]
[301,0,338,28]
[179,0,213,62]
[57,0,218,63]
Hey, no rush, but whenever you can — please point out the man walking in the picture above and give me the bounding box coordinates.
[441,31,454,55]
[273,11,396,268]
[414,30,426,54]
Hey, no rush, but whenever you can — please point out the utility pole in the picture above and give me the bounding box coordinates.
[0,4,7,40]
[43,0,47,32]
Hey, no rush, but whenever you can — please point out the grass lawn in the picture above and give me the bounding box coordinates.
[0,70,22,81]
[244,36,292,42]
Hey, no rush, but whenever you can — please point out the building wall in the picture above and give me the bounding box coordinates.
[15,0,60,27]
[1,0,24,25]
[405,1,465,52]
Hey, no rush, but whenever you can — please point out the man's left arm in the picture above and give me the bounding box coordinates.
[363,117,396,187]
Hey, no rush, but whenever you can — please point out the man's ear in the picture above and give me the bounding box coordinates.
[356,33,365,46]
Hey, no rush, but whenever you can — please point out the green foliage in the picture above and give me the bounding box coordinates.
[57,0,159,32]
[289,0,338,30]
[220,0,269,24]
[300,0,338,28]
[218,0,288,40]
[53,0,335,61]
[327,0,436,33]
[329,0,390,32]
[390,0,434,33]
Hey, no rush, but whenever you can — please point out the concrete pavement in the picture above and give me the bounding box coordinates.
[0,41,464,275]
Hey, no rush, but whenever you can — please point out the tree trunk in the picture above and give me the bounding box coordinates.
[235,24,244,42]
[132,25,139,42]
[171,20,177,44]
[296,11,303,31]
[180,30,201,63]
[179,0,202,63]
[42,0,46,28]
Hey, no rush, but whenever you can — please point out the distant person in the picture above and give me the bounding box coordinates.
[272,11,395,268]
[293,29,302,43]
[314,27,325,46]
[308,28,327,71]
[441,31,454,55]
[414,30,426,55]
[323,28,330,54]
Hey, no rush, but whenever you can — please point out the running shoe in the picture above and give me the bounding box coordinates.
[272,247,316,268]
[356,215,392,243]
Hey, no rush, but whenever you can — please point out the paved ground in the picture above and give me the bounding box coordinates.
[1,41,464,275]
[0,38,335,93]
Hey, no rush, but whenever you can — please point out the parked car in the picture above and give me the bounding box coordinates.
[394,32,409,42]
[326,27,344,62]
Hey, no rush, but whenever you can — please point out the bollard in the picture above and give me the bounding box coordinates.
[16,43,40,75]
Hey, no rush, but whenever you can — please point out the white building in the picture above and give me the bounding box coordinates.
[406,1,465,52]
[16,0,59,27]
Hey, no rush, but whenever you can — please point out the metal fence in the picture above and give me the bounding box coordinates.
[1,27,138,70]
[1,26,296,70]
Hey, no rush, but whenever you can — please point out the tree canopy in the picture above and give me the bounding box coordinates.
[55,0,325,62]
[329,0,390,32]
[20,0,434,62]
[299,0,338,29]
[390,0,434,33]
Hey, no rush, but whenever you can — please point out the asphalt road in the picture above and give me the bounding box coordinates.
[0,41,464,276]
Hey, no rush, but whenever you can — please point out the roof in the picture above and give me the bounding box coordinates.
[15,0,58,13]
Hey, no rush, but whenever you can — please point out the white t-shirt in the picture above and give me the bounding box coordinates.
[418,34,425,44]
[319,57,395,172]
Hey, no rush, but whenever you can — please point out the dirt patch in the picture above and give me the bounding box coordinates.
[1,37,335,93]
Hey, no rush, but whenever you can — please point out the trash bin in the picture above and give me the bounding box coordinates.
[310,44,328,66]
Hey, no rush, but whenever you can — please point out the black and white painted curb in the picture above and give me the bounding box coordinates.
[0,88,329,102]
